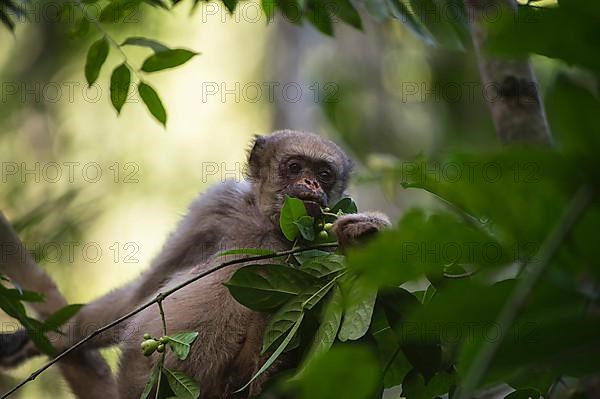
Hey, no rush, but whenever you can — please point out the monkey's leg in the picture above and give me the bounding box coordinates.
[0,212,117,398]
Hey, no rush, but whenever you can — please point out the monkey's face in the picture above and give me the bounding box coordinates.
[247,130,352,225]
[278,156,332,207]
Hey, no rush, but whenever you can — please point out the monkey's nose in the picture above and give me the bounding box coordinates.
[302,178,320,190]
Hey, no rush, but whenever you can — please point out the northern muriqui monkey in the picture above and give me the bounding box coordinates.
[0,130,391,398]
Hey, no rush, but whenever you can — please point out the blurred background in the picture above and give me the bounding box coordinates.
[0,0,560,397]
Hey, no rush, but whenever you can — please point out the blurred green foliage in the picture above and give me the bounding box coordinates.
[1,0,599,399]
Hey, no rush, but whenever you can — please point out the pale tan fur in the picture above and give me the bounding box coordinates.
[1,130,390,398]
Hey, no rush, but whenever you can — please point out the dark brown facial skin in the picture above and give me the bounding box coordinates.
[279,155,333,206]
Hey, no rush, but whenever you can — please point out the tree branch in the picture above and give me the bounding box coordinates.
[0,242,338,399]
[455,184,594,399]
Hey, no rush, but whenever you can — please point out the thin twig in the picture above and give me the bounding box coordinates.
[454,184,594,399]
[154,360,163,399]
[0,242,338,399]
[157,297,167,336]
[74,0,144,82]
[155,299,167,397]
[154,356,164,399]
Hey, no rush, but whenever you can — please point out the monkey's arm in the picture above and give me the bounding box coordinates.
[0,182,239,365]
[0,212,117,398]
[331,211,391,247]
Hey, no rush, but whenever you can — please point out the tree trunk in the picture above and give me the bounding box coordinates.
[465,0,553,145]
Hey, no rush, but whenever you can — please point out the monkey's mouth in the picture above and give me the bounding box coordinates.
[289,190,326,208]
[295,192,322,204]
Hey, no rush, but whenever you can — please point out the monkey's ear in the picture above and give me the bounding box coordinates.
[247,135,267,179]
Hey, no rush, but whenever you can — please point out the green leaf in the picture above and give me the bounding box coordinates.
[348,209,514,287]
[140,359,162,399]
[546,73,600,169]
[364,0,390,21]
[100,0,143,23]
[294,249,331,265]
[298,285,343,373]
[408,0,464,49]
[460,312,600,388]
[486,3,600,73]
[42,304,83,332]
[296,346,381,399]
[262,277,339,353]
[224,264,317,311]
[387,0,433,44]
[330,197,357,214]
[299,253,346,278]
[262,0,276,20]
[166,331,199,361]
[276,0,302,24]
[398,150,576,258]
[378,287,443,379]
[69,17,90,39]
[402,369,456,399]
[279,195,308,241]
[0,9,15,31]
[1,288,44,302]
[338,277,377,341]
[401,280,596,386]
[163,368,200,399]
[141,49,198,73]
[306,0,333,35]
[145,0,170,9]
[110,63,131,113]
[222,0,239,13]
[237,313,304,393]
[369,304,411,388]
[0,288,25,320]
[25,319,56,356]
[85,37,109,86]
[329,0,362,30]
[505,389,541,399]
[293,215,315,241]
[0,285,55,355]
[138,82,167,126]
[121,36,170,53]
[217,248,276,257]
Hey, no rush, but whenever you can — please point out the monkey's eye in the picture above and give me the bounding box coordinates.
[289,162,301,174]
[318,170,333,183]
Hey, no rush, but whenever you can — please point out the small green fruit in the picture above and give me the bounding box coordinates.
[318,230,329,240]
[316,222,324,230]
[159,336,170,344]
[323,207,330,212]
[140,339,159,356]
[157,344,165,353]
[143,333,151,340]
[323,223,333,231]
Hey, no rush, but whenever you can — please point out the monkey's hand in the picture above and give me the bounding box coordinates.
[0,329,38,368]
[331,211,391,248]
